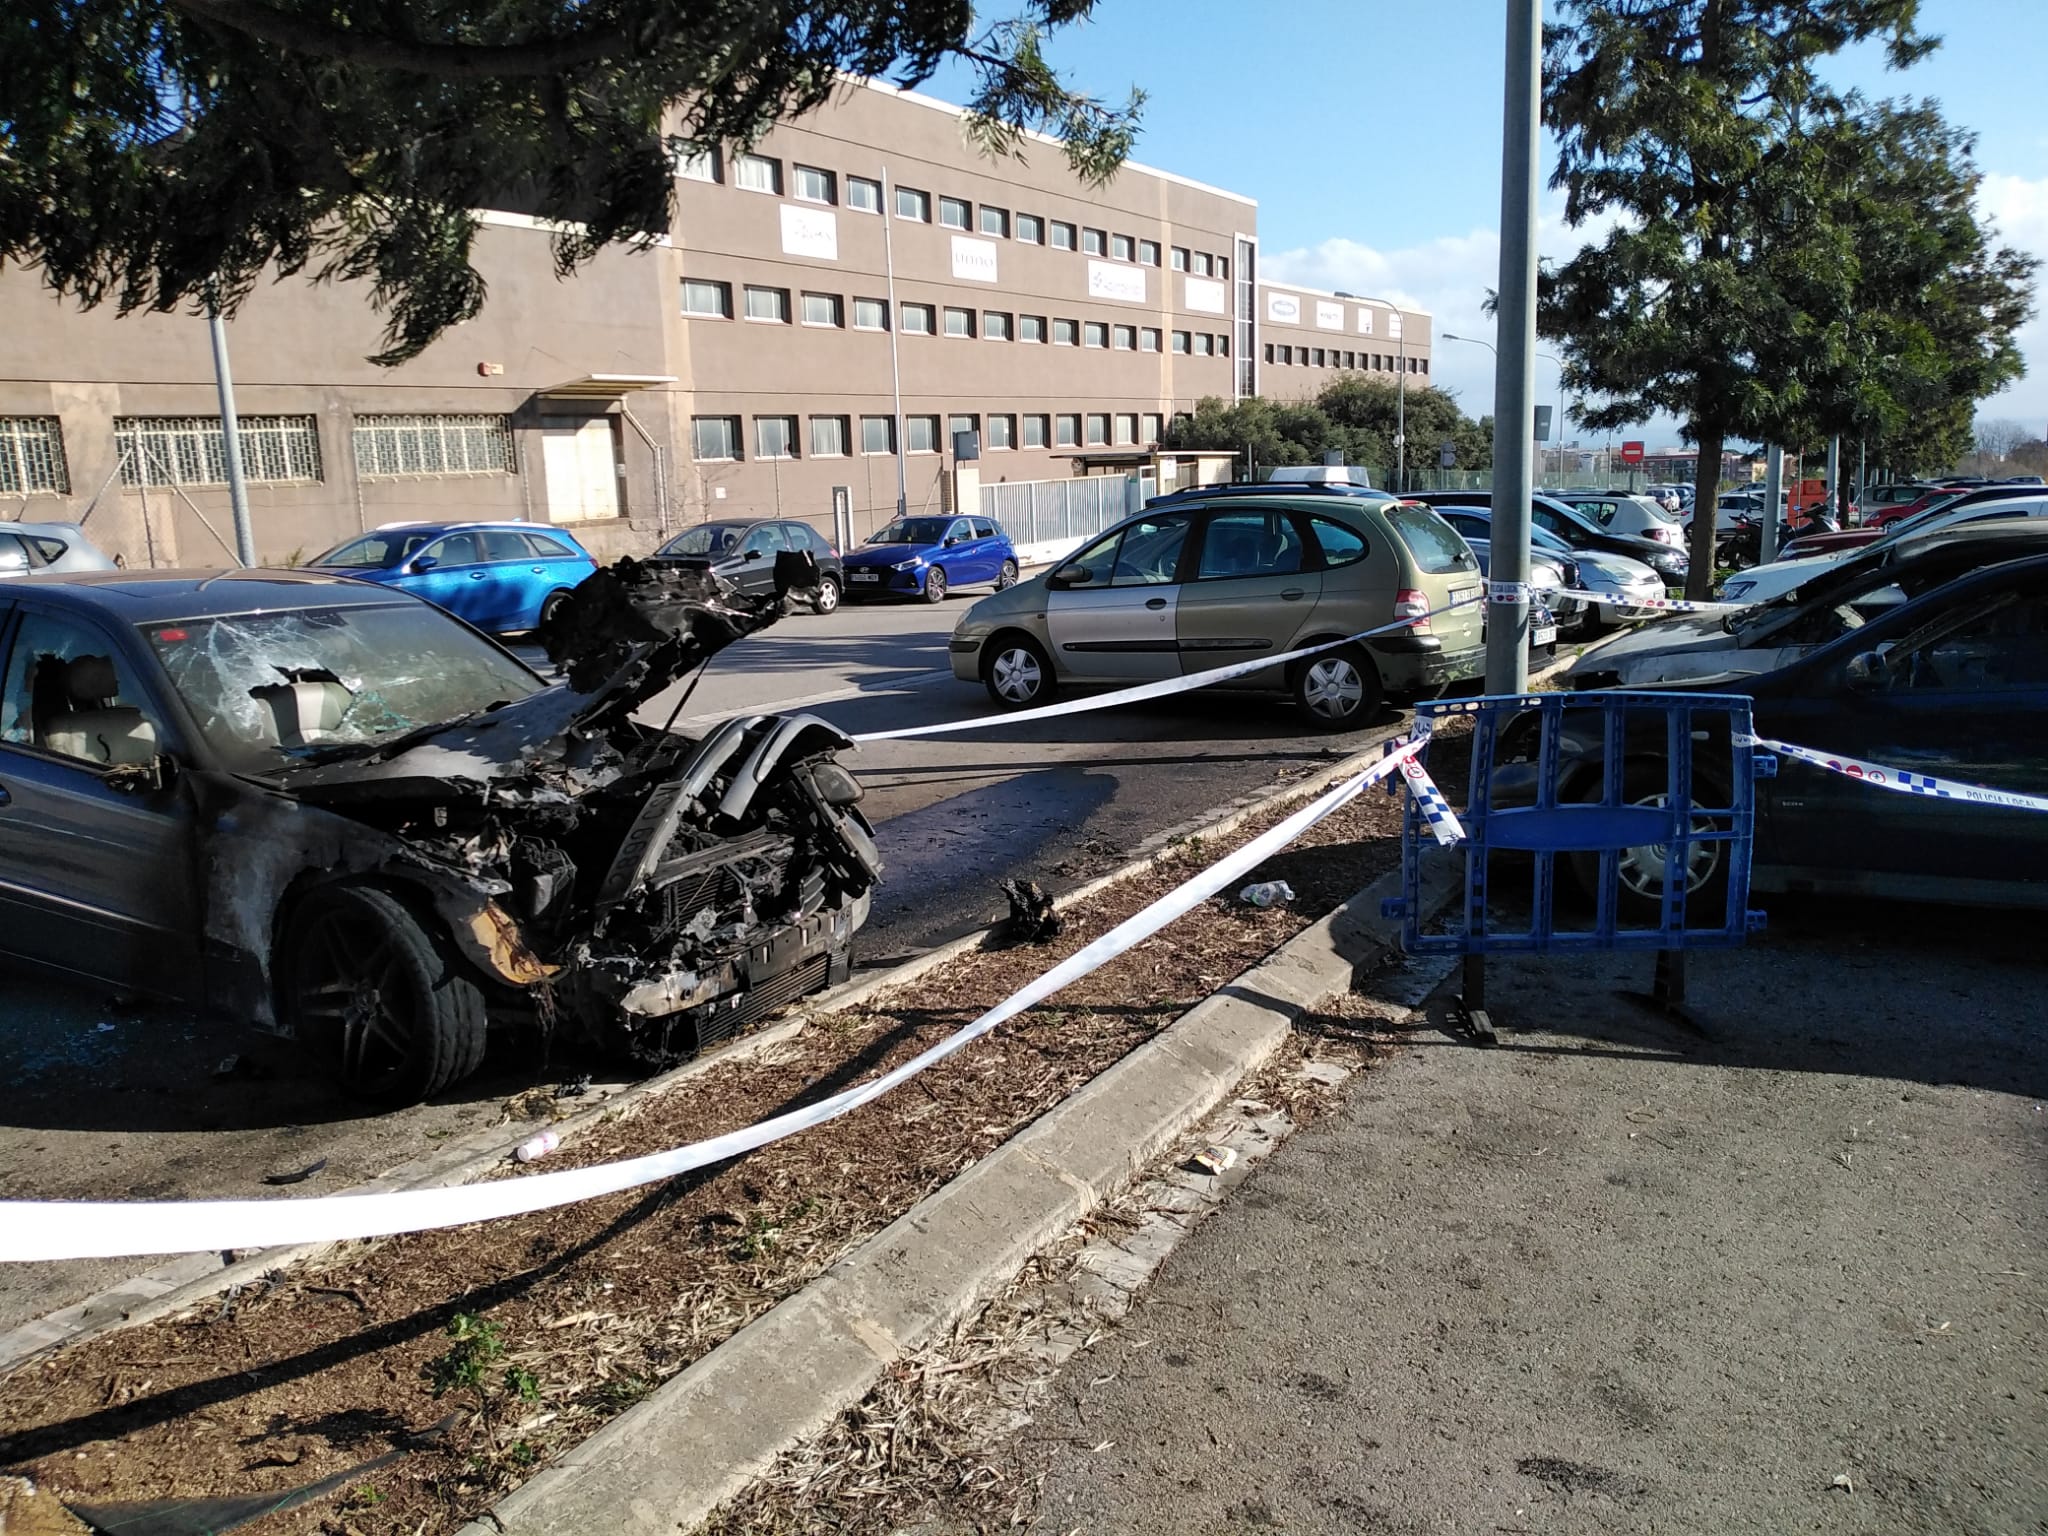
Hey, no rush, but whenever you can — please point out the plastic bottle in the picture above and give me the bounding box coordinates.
[1239,880,1295,909]
[514,1129,561,1163]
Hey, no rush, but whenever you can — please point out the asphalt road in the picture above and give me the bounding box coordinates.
[0,584,1390,1335]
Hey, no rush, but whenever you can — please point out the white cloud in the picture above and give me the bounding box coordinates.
[1975,172,2048,435]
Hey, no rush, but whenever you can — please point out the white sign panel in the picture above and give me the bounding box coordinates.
[1315,300,1345,331]
[1184,276,1227,315]
[1265,290,1302,324]
[951,235,999,284]
[1388,311,1405,340]
[1087,260,1147,304]
[1356,308,1376,335]
[779,204,838,262]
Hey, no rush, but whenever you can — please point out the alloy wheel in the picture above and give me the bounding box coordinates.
[1302,656,1365,720]
[990,645,1043,703]
[1615,792,1721,899]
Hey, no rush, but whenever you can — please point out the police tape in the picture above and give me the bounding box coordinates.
[1400,755,1466,846]
[1553,588,1743,614]
[852,596,1486,743]
[0,738,1432,1264]
[1742,735,2048,815]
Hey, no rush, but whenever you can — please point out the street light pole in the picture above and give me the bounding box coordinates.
[204,287,257,567]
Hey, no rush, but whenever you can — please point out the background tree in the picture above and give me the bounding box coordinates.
[1161,380,1492,483]
[0,1,1142,363]
[1974,419,2034,460]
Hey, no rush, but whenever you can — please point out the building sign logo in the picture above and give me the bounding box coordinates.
[1087,260,1147,304]
[1184,276,1227,315]
[779,204,838,262]
[1356,308,1375,335]
[1387,311,1404,340]
[1315,300,1344,331]
[1265,290,1301,324]
[951,236,1000,284]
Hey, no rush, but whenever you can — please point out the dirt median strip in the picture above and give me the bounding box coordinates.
[0,724,1472,1536]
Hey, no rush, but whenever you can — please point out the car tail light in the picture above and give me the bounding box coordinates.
[1394,588,1432,632]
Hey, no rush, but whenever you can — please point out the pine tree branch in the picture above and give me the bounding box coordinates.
[167,0,628,78]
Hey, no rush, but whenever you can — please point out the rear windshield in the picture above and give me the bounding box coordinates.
[659,524,749,558]
[1385,505,1479,575]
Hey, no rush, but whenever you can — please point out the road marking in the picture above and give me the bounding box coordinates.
[664,669,954,733]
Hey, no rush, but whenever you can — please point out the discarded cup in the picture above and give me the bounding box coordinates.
[514,1130,561,1163]
[1239,881,1295,909]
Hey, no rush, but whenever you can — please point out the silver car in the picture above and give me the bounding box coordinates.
[1549,492,1687,551]
[0,521,117,577]
[1435,507,1664,631]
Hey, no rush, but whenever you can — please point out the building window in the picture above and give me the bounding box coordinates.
[943,307,975,338]
[1083,321,1108,348]
[1019,314,1047,343]
[1111,233,1133,262]
[676,146,720,183]
[948,414,978,446]
[1055,413,1081,448]
[939,196,970,230]
[853,296,890,330]
[353,413,513,479]
[1278,345,1294,365]
[1171,330,1190,354]
[117,414,321,487]
[905,415,940,454]
[810,415,850,458]
[1194,333,1214,356]
[801,291,844,327]
[1192,251,1213,277]
[682,278,732,318]
[744,285,790,323]
[1170,247,1189,271]
[860,415,895,455]
[1310,346,1325,366]
[987,414,1016,450]
[1050,221,1076,251]
[1218,334,1230,357]
[896,185,931,221]
[1113,414,1137,446]
[1081,227,1106,255]
[0,417,70,494]
[1112,324,1135,350]
[733,154,781,194]
[1138,239,1160,266]
[1017,213,1044,244]
[983,311,1012,340]
[1053,317,1078,346]
[847,176,882,213]
[1023,414,1049,448]
[979,205,1009,238]
[901,303,934,334]
[1216,256,1230,280]
[793,164,836,204]
[1421,357,1430,375]
[1085,413,1109,446]
[1141,413,1162,443]
[690,415,741,462]
[1140,328,1161,352]
[1264,343,1277,364]
[755,415,799,460]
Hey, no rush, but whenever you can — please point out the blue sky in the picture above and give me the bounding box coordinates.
[925,0,2048,452]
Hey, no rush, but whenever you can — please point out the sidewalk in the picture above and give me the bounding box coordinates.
[930,904,2048,1535]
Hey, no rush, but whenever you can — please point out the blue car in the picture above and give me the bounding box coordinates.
[840,514,1019,603]
[307,521,598,633]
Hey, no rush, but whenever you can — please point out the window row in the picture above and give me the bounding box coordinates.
[681,280,1229,354]
[673,147,1229,274]
[1264,344,1429,376]
[691,410,1168,462]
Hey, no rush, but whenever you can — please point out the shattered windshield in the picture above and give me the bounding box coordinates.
[143,603,545,772]
[868,518,952,545]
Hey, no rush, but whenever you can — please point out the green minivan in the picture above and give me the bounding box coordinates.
[948,493,1486,729]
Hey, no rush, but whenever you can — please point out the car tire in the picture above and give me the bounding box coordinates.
[1568,760,1732,923]
[280,884,488,1105]
[923,565,948,604]
[538,590,571,629]
[983,632,1056,709]
[1291,645,1383,731]
[812,574,842,615]
[995,558,1020,590]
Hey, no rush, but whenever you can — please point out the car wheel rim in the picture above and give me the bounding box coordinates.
[816,580,839,613]
[296,908,415,1082]
[1303,657,1364,719]
[991,647,1041,702]
[1615,793,1720,898]
[998,561,1018,589]
[929,570,946,599]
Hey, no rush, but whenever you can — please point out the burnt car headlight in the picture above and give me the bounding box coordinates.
[808,761,864,806]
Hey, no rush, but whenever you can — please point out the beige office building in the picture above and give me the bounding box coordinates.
[0,81,1428,567]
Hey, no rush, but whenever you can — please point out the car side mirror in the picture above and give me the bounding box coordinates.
[743,548,763,561]
[106,752,175,795]
[1046,569,1082,591]
[1842,651,1890,692]
[944,535,961,547]
[410,555,439,572]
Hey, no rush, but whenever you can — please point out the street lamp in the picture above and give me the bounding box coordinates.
[1443,333,1567,481]
[1340,290,1412,490]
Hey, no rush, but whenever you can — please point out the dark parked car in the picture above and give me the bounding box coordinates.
[1406,490,1690,588]
[652,519,847,613]
[1495,552,2048,912]
[0,560,879,1104]
[307,521,598,633]
[841,515,1018,603]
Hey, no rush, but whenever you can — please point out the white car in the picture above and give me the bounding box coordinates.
[1549,492,1686,549]
[1719,491,2048,605]
[0,521,118,577]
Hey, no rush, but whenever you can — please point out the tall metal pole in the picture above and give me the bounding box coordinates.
[879,167,909,519]
[1761,444,1784,563]
[1488,0,1539,700]
[1395,326,1407,493]
[205,292,257,566]
[1825,434,1840,521]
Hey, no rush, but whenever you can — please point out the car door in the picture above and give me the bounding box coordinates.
[731,524,787,595]
[1757,569,2048,889]
[519,529,594,594]
[471,528,544,630]
[966,518,1005,582]
[406,532,492,624]
[1176,508,1321,681]
[0,603,202,994]
[1044,511,1194,682]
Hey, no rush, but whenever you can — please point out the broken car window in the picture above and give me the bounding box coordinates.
[142,602,544,772]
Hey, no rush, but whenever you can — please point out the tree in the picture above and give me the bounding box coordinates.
[1975,419,2033,459]
[1161,380,1492,483]
[0,1,1142,363]
[1316,375,1494,478]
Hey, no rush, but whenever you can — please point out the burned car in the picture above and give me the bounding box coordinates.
[0,555,880,1103]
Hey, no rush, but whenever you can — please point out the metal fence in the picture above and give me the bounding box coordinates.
[979,475,1138,546]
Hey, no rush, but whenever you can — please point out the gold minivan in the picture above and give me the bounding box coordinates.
[948,492,1486,729]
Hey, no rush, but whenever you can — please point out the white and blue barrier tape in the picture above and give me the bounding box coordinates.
[0,738,1432,1263]
[1744,735,2048,815]
[1553,587,1742,614]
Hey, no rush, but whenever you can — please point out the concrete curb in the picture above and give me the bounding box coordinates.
[460,851,1465,1536]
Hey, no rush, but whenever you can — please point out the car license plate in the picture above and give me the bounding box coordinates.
[1450,584,1482,606]
[1532,623,1557,647]
[850,571,880,583]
